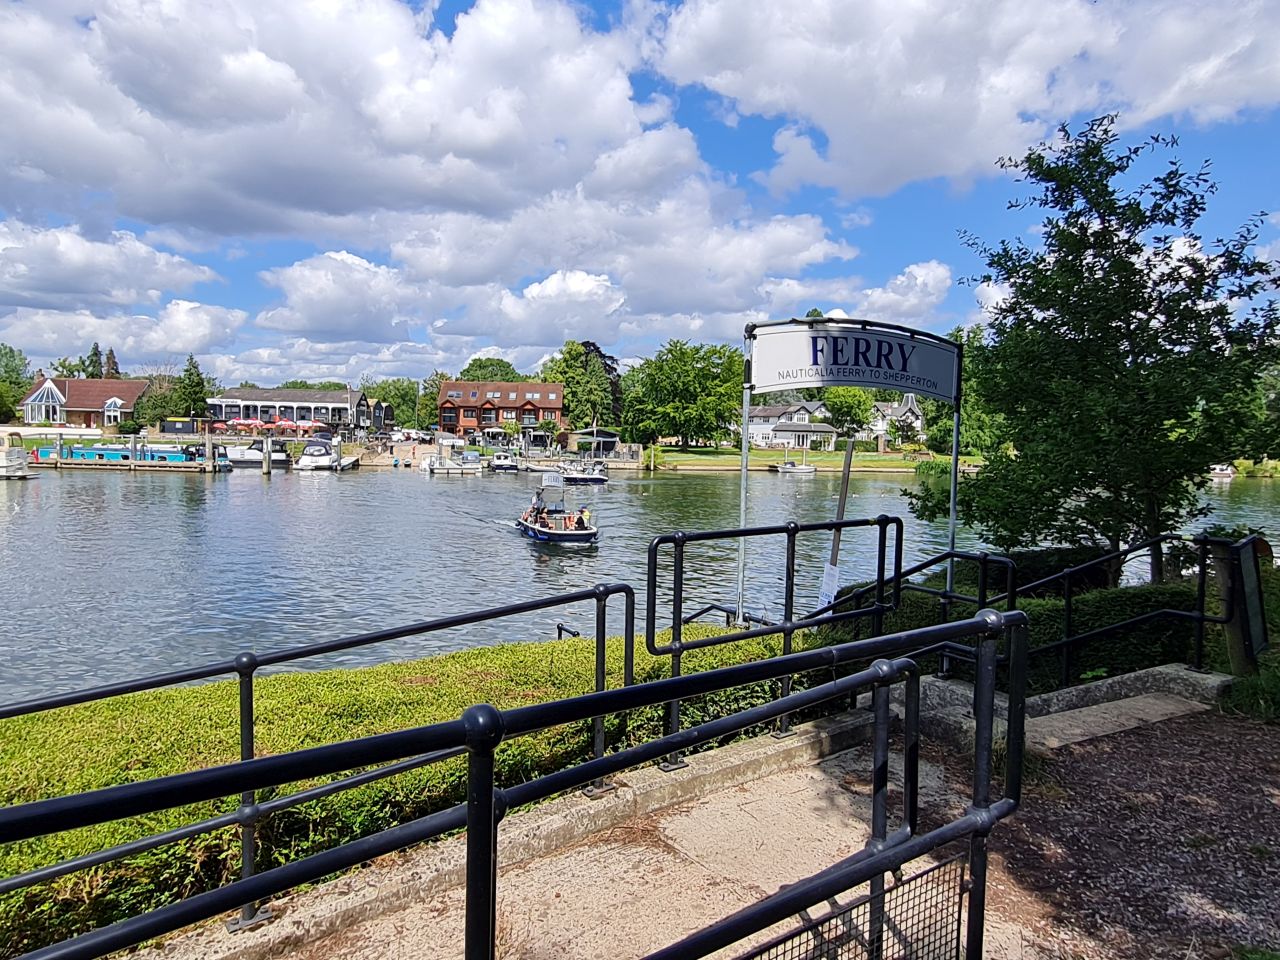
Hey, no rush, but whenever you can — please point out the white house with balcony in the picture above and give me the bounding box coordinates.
[746,401,836,450]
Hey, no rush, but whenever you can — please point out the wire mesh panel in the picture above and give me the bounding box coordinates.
[734,855,967,960]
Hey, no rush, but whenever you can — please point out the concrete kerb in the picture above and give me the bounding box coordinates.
[146,711,875,960]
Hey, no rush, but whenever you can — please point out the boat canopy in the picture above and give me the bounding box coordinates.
[540,472,565,491]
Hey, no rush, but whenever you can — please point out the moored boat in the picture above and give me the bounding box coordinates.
[559,460,608,485]
[516,473,598,543]
[1209,463,1237,480]
[490,450,520,472]
[771,449,816,475]
[226,439,291,468]
[1,433,34,480]
[296,439,340,471]
[423,450,483,475]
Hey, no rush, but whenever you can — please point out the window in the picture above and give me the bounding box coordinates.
[447,390,462,399]
[486,391,501,399]
[442,410,458,423]
[481,409,497,424]
[463,408,477,419]
[104,399,122,426]
[531,392,541,399]
[508,392,517,400]
[470,391,478,399]
[502,409,516,420]
[548,392,557,400]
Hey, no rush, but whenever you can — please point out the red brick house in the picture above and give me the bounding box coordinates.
[436,380,565,444]
[20,376,150,428]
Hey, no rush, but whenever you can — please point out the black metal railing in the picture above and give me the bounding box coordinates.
[0,609,1028,960]
[0,584,635,928]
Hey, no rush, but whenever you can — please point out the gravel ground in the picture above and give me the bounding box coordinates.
[979,711,1280,959]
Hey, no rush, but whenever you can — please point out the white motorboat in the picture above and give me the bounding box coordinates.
[516,473,599,543]
[1209,463,1237,480]
[226,438,291,468]
[559,460,608,485]
[422,450,483,475]
[296,439,341,471]
[1,433,34,480]
[490,450,520,472]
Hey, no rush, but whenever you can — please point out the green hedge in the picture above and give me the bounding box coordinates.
[823,578,1200,694]
[0,624,826,957]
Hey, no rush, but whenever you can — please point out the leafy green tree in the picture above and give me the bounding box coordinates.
[0,382,16,423]
[419,370,450,427]
[910,117,1279,579]
[278,380,347,391]
[823,387,875,436]
[237,379,259,389]
[173,354,210,419]
[85,342,103,379]
[359,376,420,429]
[52,356,87,378]
[916,326,1005,457]
[621,340,742,448]
[104,348,121,379]
[540,340,616,429]
[0,343,31,395]
[458,357,526,382]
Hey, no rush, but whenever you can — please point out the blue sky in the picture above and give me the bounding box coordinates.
[1,0,1278,384]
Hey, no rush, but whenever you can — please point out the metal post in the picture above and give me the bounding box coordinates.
[261,433,272,476]
[226,653,270,932]
[735,331,752,624]
[828,436,855,567]
[868,679,891,959]
[1193,540,1208,671]
[945,344,964,598]
[966,625,998,959]
[662,536,688,771]
[464,704,504,960]
[585,591,615,797]
[774,524,798,738]
[1061,570,1074,688]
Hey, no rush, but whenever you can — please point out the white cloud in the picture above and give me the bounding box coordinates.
[0,221,216,310]
[0,299,246,365]
[657,0,1280,197]
[256,252,427,342]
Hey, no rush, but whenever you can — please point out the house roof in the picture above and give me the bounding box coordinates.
[873,394,922,419]
[22,378,148,411]
[210,388,364,405]
[437,381,564,411]
[773,421,837,434]
[748,405,794,418]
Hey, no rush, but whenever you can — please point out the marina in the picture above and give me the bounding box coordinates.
[1,467,1274,702]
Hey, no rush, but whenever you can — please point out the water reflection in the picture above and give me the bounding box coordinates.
[1,468,1276,701]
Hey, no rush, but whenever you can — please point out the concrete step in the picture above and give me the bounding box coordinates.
[1024,692,1209,753]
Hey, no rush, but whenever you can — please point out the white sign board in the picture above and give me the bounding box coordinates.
[752,322,960,404]
[818,562,840,609]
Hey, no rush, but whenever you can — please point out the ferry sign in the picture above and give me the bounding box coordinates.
[750,321,961,404]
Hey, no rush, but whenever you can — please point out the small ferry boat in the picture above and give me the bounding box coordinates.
[516,473,599,543]
[1,433,34,480]
[559,460,608,485]
[490,450,520,472]
[1209,463,1237,480]
[226,439,291,468]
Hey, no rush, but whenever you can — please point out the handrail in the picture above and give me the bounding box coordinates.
[2,607,1027,960]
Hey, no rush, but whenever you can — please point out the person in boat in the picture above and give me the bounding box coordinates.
[575,507,589,530]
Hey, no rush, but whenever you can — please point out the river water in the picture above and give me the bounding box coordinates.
[2,468,1277,702]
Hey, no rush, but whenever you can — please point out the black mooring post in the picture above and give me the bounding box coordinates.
[661,536,688,771]
[965,621,999,959]
[868,677,891,959]
[227,652,270,932]
[585,591,616,797]
[464,704,504,960]
[1193,540,1208,671]
[774,523,798,738]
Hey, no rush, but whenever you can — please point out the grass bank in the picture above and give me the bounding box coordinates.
[0,622,827,956]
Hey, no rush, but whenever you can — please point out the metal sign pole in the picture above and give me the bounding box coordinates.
[945,344,964,595]
[736,330,753,623]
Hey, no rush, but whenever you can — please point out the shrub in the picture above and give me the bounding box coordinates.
[0,623,835,956]
[115,419,142,435]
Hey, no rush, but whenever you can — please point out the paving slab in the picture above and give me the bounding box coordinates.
[1024,693,1209,752]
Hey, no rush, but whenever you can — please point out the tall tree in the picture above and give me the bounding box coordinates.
[910,117,1279,579]
[420,369,450,426]
[540,341,615,429]
[52,356,87,378]
[104,348,121,379]
[823,387,875,436]
[918,326,1005,457]
[85,342,104,379]
[173,354,210,418]
[458,356,525,382]
[0,343,31,395]
[277,380,347,390]
[359,376,420,429]
[621,340,742,448]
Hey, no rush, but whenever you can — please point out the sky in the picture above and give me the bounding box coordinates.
[2,0,1279,385]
